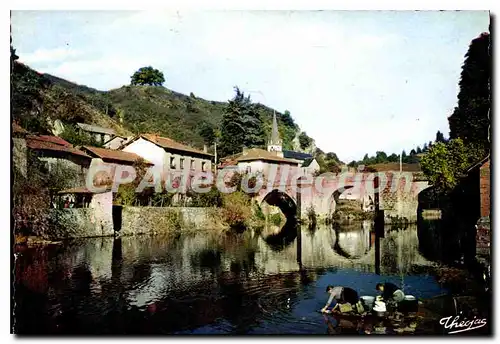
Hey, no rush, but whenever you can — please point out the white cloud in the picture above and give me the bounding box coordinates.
[19,47,81,64]
[11,11,489,161]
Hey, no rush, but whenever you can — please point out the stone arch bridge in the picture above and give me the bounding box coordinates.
[253,170,430,223]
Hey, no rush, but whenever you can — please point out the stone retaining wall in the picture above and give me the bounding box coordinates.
[46,208,114,239]
[120,207,219,236]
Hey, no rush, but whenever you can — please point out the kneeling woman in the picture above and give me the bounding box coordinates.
[321,285,359,313]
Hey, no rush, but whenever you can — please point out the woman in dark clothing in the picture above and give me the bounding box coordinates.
[322,285,359,313]
[376,282,404,302]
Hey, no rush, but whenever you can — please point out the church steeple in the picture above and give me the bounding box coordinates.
[267,111,283,156]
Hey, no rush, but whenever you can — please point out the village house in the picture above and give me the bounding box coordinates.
[120,134,213,178]
[462,155,491,219]
[24,133,92,188]
[80,145,152,167]
[77,123,116,144]
[79,145,153,188]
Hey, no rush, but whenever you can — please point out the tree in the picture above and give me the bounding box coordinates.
[420,139,470,192]
[448,32,490,157]
[130,66,165,86]
[435,130,446,143]
[198,122,216,146]
[281,110,295,127]
[401,150,408,163]
[325,152,340,163]
[59,124,103,147]
[298,132,313,150]
[219,87,266,157]
[387,153,399,162]
[115,159,153,206]
[416,146,422,154]
[374,151,388,164]
[407,149,419,164]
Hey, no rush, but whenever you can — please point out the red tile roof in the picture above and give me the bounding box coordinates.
[26,135,72,147]
[228,148,300,164]
[26,136,91,158]
[82,146,153,165]
[132,134,212,157]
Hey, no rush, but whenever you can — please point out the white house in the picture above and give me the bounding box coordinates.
[301,157,320,175]
[120,134,213,178]
[233,148,300,174]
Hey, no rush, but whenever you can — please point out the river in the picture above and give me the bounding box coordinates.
[12,221,486,335]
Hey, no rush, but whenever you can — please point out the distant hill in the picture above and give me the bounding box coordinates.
[11,62,353,173]
[11,61,131,138]
[10,62,311,154]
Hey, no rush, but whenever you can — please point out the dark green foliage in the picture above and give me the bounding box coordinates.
[387,153,399,162]
[130,66,165,86]
[43,74,118,117]
[188,186,223,207]
[11,60,51,133]
[198,122,216,146]
[281,110,295,127]
[448,32,491,157]
[435,130,447,143]
[298,131,313,150]
[59,124,104,147]
[420,139,471,192]
[219,87,266,157]
[422,32,490,196]
[13,150,81,236]
[315,149,342,173]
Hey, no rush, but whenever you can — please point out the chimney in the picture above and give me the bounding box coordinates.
[203,144,208,153]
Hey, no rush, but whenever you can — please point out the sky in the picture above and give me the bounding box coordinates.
[11,10,490,162]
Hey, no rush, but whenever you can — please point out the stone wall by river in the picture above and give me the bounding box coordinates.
[43,205,219,239]
[120,207,220,235]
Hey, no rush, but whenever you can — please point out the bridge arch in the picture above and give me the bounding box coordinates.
[325,185,355,220]
[260,189,297,219]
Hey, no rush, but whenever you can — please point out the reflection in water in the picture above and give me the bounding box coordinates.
[263,220,298,252]
[14,222,454,334]
[332,222,371,259]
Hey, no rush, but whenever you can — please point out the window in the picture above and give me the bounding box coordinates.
[170,156,176,169]
[191,159,196,170]
[202,161,207,172]
[246,166,251,173]
[180,158,184,169]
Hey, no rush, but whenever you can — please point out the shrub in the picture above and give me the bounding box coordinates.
[59,124,103,147]
[221,191,252,229]
[188,186,223,207]
[268,212,283,226]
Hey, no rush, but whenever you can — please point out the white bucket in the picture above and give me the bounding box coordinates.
[373,301,387,312]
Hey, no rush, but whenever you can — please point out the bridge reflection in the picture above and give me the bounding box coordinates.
[14,220,442,334]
